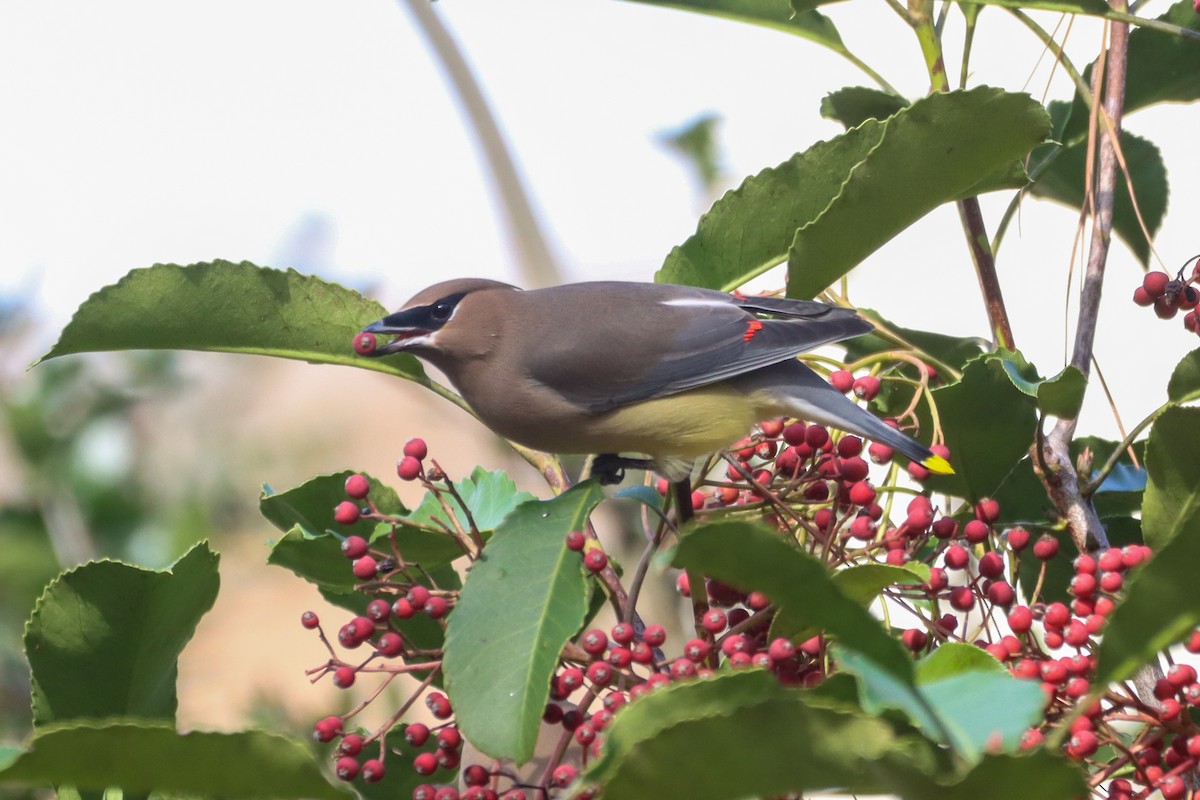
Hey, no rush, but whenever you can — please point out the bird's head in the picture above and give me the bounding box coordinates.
[359,278,520,356]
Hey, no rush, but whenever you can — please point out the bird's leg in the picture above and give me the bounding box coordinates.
[591,453,655,486]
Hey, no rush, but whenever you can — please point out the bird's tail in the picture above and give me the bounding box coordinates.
[736,360,954,475]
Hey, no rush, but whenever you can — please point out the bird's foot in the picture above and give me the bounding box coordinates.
[591,454,655,486]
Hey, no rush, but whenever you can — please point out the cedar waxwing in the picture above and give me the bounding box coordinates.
[360,279,953,481]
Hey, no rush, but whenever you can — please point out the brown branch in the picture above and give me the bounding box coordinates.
[1036,8,1130,554]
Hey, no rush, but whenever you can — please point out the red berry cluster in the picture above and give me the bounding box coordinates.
[666,417,949,515]
[1132,257,1200,335]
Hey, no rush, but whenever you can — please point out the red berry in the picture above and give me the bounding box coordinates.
[643,625,667,647]
[333,666,356,688]
[1143,271,1170,297]
[565,530,586,551]
[556,667,585,695]
[353,332,377,355]
[397,456,423,481]
[1133,286,1154,306]
[403,438,429,460]
[853,375,881,401]
[963,519,990,544]
[335,756,360,781]
[405,722,430,746]
[902,629,928,652]
[906,496,934,531]
[931,517,958,539]
[1168,663,1198,688]
[583,548,608,572]
[587,661,614,685]
[986,581,1015,607]
[1070,573,1097,598]
[702,608,728,633]
[949,586,975,611]
[1032,535,1059,560]
[759,418,786,437]
[846,481,876,508]
[804,425,830,449]
[360,759,384,783]
[377,631,404,657]
[978,551,1005,579]
[392,598,415,618]
[313,715,344,742]
[1155,296,1179,319]
[437,726,463,751]
[837,435,864,458]
[684,638,711,662]
[611,622,635,644]
[868,441,894,464]
[341,535,369,559]
[1160,776,1186,800]
[848,515,876,541]
[1044,602,1071,629]
[829,370,855,393]
[1006,527,1030,551]
[301,610,320,629]
[1008,606,1033,633]
[581,628,608,655]
[1065,729,1098,759]
[463,764,490,787]
[366,598,391,622]
[607,647,632,668]
[1099,571,1123,593]
[944,544,970,570]
[839,456,869,482]
[352,556,379,580]
[974,498,1000,523]
[425,596,449,619]
[551,764,577,788]
[412,751,438,776]
[344,473,371,500]
[907,461,931,482]
[425,691,452,719]
[768,637,796,661]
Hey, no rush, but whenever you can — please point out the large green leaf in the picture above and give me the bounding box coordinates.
[786,88,1049,298]
[625,0,846,50]
[820,86,908,128]
[1167,348,1200,404]
[442,482,604,762]
[36,261,426,383]
[658,89,1047,295]
[584,670,936,798]
[841,644,1044,761]
[673,521,912,682]
[921,353,1039,502]
[998,356,1087,419]
[1095,407,1200,685]
[0,721,347,799]
[25,542,219,727]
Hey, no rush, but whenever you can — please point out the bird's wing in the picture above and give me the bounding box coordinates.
[523,284,872,414]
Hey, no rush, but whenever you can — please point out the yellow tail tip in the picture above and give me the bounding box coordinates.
[922,454,955,475]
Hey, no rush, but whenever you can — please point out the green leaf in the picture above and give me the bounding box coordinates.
[832,563,930,606]
[585,669,936,798]
[845,309,989,374]
[820,87,907,128]
[1121,1,1200,111]
[842,643,1044,761]
[1141,406,1200,552]
[923,751,1088,800]
[442,482,605,762]
[625,0,846,50]
[0,721,348,799]
[787,88,1049,299]
[658,89,1047,294]
[407,467,536,535]
[1095,407,1200,685]
[25,542,220,727]
[673,521,912,682]
[1167,348,1200,404]
[921,353,1039,502]
[998,356,1087,419]
[36,261,427,383]
[1029,126,1167,266]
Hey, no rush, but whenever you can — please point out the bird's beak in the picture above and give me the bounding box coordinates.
[359,314,430,356]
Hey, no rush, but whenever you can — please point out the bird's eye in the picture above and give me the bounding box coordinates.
[430,300,454,322]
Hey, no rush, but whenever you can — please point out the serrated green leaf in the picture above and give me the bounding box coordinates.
[625,0,846,49]
[442,482,604,762]
[25,542,219,728]
[0,721,348,799]
[407,467,536,535]
[1029,126,1167,266]
[657,121,885,290]
[673,521,913,681]
[1141,406,1200,552]
[1167,348,1200,404]
[921,353,1038,502]
[820,86,907,128]
[787,88,1049,298]
[1095,407,1200,685]
[36,261,426,383]
[842,643,1044,760]
[998,356,1087,419]
[585,670,936,798]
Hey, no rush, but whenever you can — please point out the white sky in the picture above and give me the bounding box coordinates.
[2,0,1197,439]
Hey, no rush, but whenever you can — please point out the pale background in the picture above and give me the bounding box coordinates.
[1,0,1197,732]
